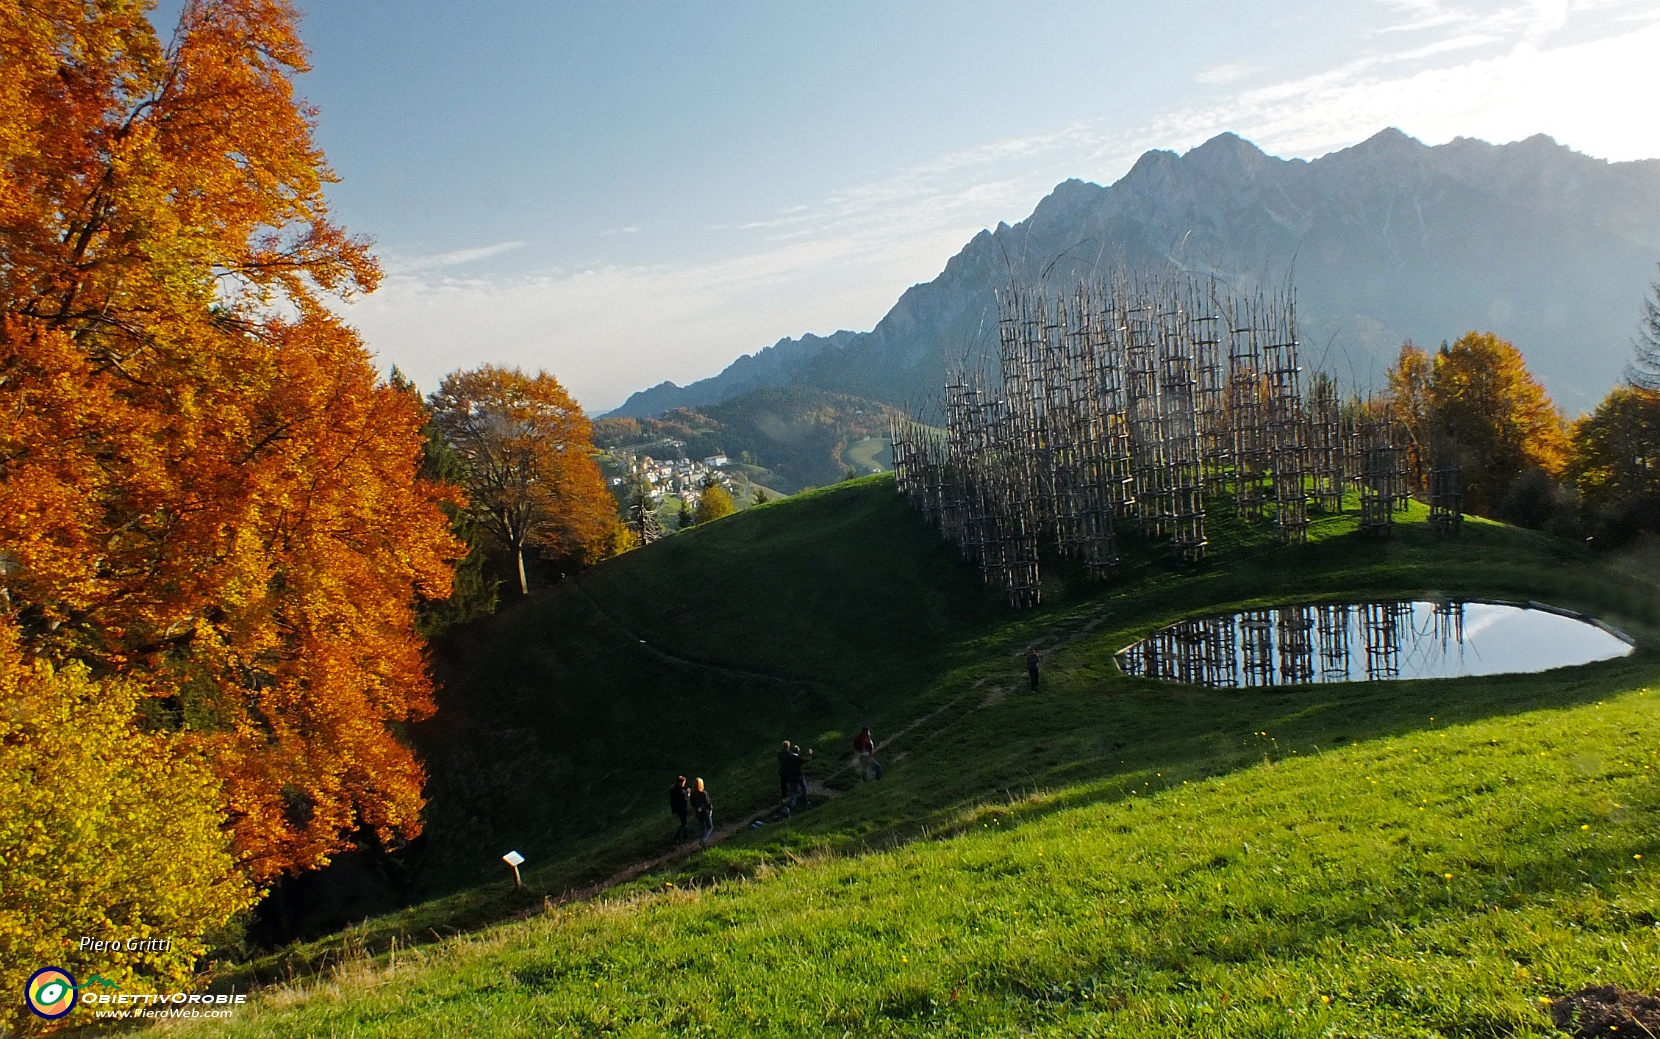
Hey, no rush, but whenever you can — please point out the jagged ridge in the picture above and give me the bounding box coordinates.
[611,129,1660,418]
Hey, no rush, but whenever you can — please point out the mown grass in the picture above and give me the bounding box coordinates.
[844,435,892,473]
[180,672,1660,1036]
[211,476,1660,1035]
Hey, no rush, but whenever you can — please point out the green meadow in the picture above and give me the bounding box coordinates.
[166,477,1659,1037]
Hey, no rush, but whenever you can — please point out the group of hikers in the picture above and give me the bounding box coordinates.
[666,775,715,846]
[665,653,1045,848]
[667,725,885,847]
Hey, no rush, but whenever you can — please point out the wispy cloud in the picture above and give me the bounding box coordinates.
[1197,62,1264,85]
[1167,8,1660,161]
[1374,0,1489,35]
[384,240,527,274]
[350,225,970,409]
[353,1,1660,411]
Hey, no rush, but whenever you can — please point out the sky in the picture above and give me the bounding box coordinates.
[210,0,1660,411]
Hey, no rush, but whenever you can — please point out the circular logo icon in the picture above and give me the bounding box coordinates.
[26,967,76,1020]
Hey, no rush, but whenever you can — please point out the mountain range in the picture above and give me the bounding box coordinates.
[610,129,1660,419]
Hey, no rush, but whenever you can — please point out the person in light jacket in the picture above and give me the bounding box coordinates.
[690,777,714,847]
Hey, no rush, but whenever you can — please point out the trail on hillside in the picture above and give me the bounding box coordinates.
[535,711,962,913]
[571,580,814,686]
[520,598,1122,918]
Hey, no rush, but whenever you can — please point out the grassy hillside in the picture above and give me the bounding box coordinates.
[195,681,1658,1037]
[409,477,1002,891]
[251,476,1009,946]
[208,478,1660,1036]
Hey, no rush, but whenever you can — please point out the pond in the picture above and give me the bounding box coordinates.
[1115,600,1635,688]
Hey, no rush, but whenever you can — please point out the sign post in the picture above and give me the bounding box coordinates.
[502,850,525,888]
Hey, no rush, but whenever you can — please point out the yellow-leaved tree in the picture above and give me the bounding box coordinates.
[1568,386,1660,540]
[693,483,736,524]
[1388,332,1569,516]
[0,629,253,1031]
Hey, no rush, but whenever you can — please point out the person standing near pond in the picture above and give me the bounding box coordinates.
[853,726,883,781]
[668,775,690,842]
[690,777,714,847]
[1027,647,1041,691]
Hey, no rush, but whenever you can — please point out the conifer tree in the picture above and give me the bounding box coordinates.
[1629,263,1660,391]
[628,483,664,544]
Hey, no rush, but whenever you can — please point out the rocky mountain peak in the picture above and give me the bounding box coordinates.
[609,130,1660,421]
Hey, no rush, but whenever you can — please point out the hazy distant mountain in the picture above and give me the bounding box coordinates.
[609,330,859,418]
[610,129,1660,418]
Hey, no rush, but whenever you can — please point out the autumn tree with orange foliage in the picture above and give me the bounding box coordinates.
[1388,333,1569,517]
[1,0,460,922]
[430,366,616,595]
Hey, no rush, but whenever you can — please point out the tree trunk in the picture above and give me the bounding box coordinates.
[515,547,528,596]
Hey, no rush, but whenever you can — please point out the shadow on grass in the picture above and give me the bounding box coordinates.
[232,480,1660,990]
[703,508,1659,877]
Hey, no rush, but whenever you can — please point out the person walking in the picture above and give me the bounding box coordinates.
[853,726,883,781]
[690,777,714,847]
[668,775,690,842]
[1026,647,1041,691]
[791,745,813,806]
[776,741,795,804]
[778,741,812,807]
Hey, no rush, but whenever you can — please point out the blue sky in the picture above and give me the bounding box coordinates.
[217,0,1660,409]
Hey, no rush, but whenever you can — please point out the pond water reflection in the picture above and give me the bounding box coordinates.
[1115,600,1634,688]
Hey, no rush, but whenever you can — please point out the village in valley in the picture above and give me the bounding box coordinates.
[607,444,753,513]
[589,389,900,530]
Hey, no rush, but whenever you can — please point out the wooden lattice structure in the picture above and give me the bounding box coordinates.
[893,272,1375,608]
[1425,435,1464,536]
[1306,373,1346,513]
[1356,402,1409,538]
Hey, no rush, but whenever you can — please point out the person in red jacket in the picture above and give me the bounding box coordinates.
[853,726,883,781]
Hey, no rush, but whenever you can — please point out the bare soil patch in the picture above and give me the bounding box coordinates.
[1552,985,1660,1037]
